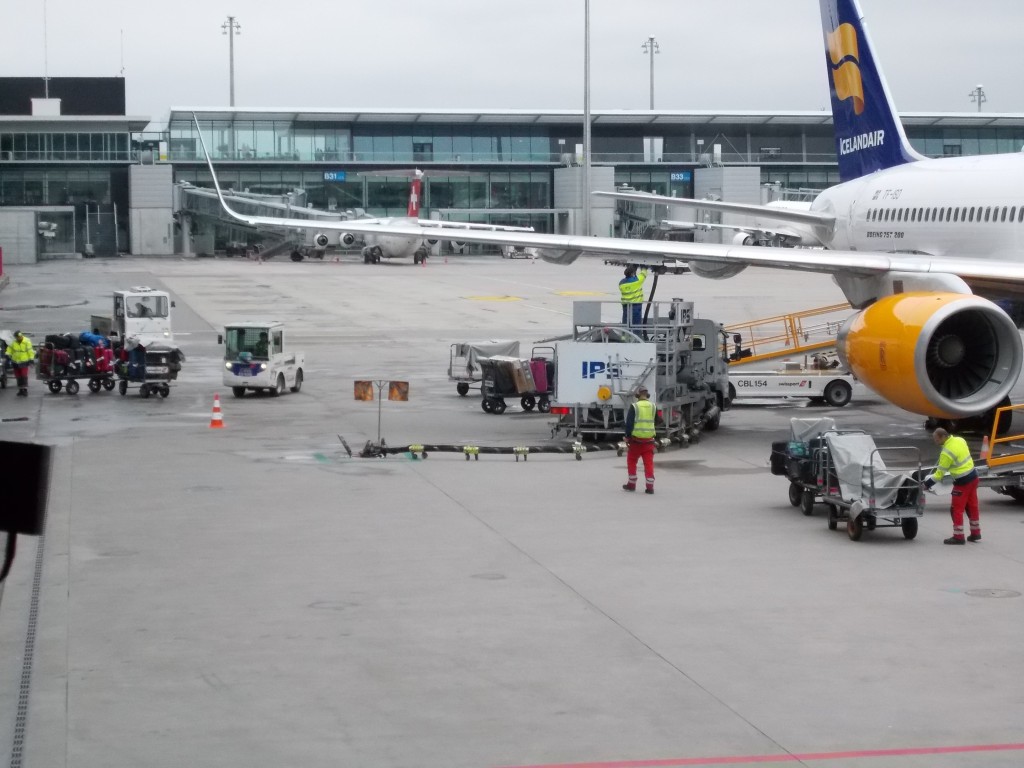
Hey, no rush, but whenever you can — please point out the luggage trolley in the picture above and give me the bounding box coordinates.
[448,340,520,396]
[772,419,925,541]
[36,339,116,395]
[116,343,182,398]
[477,347,554,415]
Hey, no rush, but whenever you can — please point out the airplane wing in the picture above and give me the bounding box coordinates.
[594,190,835,229]
[195,117,1024,284]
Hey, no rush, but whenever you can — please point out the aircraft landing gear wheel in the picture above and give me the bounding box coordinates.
[290,369,303,393]
[65,379,80,395]
[48,379,62,394]
[159,385,170,398]
[103,378,115,391]
[521,395,536,411]
[457,382,470,396]
[363,252,372,264]
[491,399,507,415]
[538,396,551,413]
[232,387,246,398]
[788,482,802,507]
[119,380,128,396]
[88,379,101,393]
[847,513,865,541]
[828,505,839,530]
[823,379,853,408]
[481,398,493,413]
[271,374,285,397]
[139,384,151,399]
[800,488,815,516]
[290,251,304,262]
[901,518,918,540]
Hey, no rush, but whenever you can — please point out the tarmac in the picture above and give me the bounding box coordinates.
[1,254,1023,768]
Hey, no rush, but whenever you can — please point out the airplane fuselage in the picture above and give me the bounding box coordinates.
[362,217,427,259]
[815,153,1024,260]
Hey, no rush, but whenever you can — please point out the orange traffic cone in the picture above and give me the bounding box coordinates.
[209,393,225,429]
[980,435,990,460]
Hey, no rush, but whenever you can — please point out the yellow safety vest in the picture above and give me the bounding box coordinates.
[631,399,656,439]
[619,270,647,305]
[931,435,975,482]
[7,336,34,364]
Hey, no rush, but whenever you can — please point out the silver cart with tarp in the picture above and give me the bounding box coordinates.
[448,340,520,396]
[771,418,924,541]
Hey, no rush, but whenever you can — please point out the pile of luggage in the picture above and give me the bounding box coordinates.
[38,332,114,379]
[479,354,555,414]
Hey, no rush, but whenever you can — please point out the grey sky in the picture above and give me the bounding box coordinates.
[1,0,1021,127]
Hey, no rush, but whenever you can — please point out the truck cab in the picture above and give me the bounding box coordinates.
[221,322,305,397]
[110,287,174,347]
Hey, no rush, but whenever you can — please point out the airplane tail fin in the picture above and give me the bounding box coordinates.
[819,0,923,181]
[407,176,422,218]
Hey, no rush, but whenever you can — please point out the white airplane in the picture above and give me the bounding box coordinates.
[198,0,1024,425]
[315,170,534,265]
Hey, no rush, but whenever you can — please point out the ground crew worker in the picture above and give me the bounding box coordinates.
[623,385,656,494]
[7,330,35,397]
[619,265,648,328]
[924,427,981,544]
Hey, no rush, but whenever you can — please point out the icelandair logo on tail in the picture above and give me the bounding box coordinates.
[840,129,885,156]
[827,22,864,115]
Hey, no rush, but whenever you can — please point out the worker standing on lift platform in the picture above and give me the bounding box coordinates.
[619,265,647,329]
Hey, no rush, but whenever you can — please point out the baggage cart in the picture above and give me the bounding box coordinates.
[36,340,115,395]
[116,343,183,398]
[478,347,554,415]
[771,418,924,541]
[448,340,520,396]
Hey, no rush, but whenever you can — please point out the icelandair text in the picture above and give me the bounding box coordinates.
[840,129,885,155]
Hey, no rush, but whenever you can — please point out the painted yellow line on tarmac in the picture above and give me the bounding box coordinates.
[464,295,523,302]
[554,290,607,297]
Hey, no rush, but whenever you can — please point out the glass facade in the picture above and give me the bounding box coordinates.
[0,131,129,162]
[174,166,553,221]
[0,167,113,205]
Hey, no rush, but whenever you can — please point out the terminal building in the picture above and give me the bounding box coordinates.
[3,76,1024,261]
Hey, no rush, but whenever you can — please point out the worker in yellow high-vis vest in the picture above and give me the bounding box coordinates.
[623,386,656,494]
[924,427,981,544]
[618,265,647,328]
[7,330,34,397]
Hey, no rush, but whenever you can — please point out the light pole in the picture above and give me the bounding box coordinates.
[222,16,241,107]
[968,84,986,112]
[582,0,591,237]
[641,35,659,109]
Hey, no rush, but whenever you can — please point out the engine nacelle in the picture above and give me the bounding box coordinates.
[732,232,756,246]
[688,259,747,279]
[313,233,329,249]
[425,238,439,246]
[838,292,1023,418]
[341,232,357,247]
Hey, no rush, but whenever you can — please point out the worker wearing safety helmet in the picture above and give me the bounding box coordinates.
[619,265,648,328]
[924,427,981,544]
[7,330,34,397]
[623,385,656,494]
